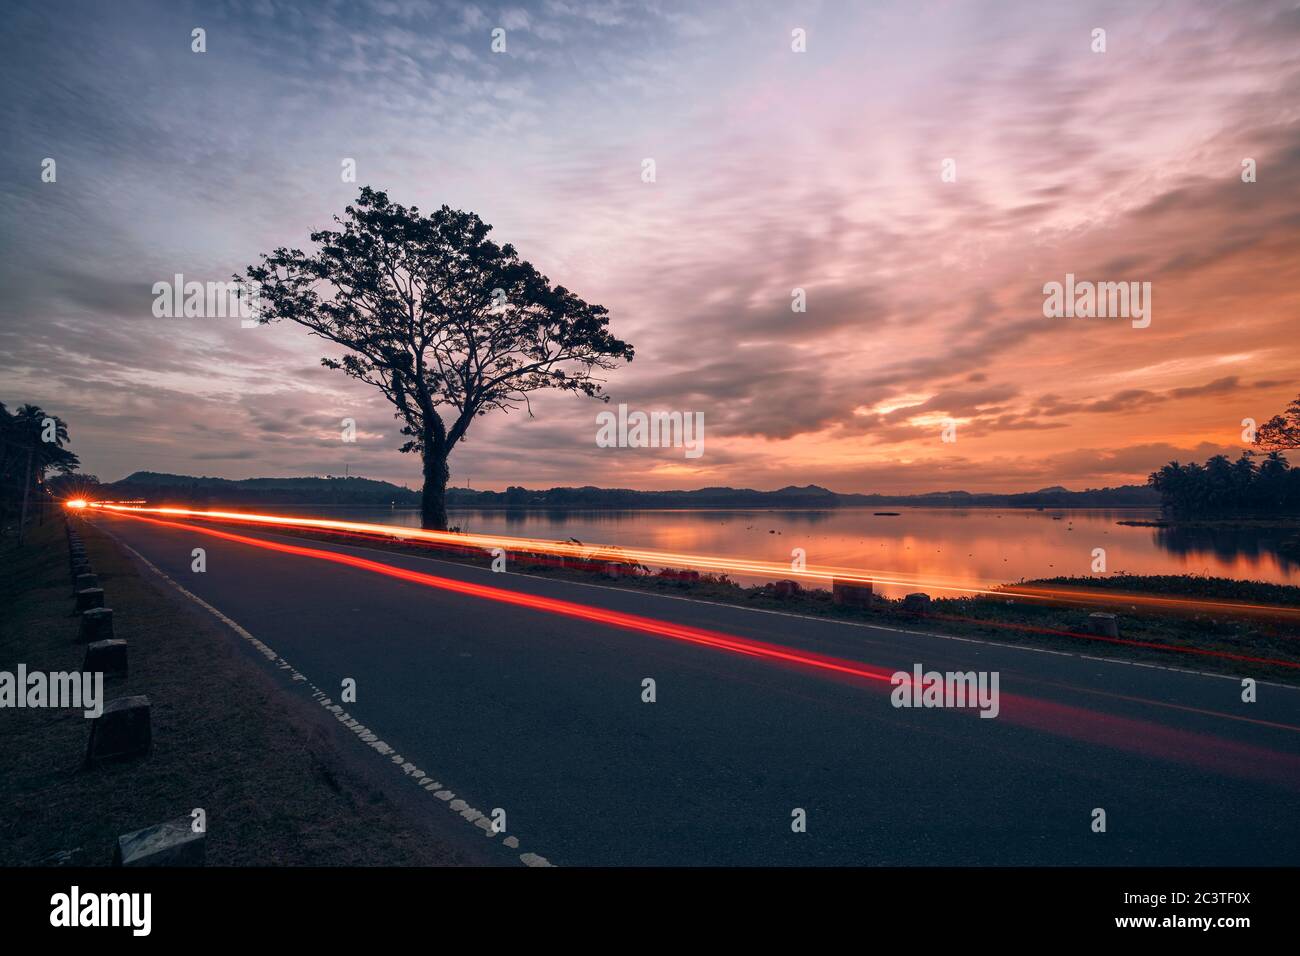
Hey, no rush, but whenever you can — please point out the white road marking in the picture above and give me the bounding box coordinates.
[102,525,553,868]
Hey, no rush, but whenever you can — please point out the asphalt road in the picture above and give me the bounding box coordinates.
[93,511,1300,866]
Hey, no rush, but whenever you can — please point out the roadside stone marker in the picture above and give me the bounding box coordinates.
[773,579,802,598]
[79,607,115,643]
[1087,612,1120,638]
[833,578,873,607]
[75,587,105,612]
[85,695,151,765]
[83,638,127,676]
[114,817,205,867]
[73,572,99,594]
[903,592,933,613]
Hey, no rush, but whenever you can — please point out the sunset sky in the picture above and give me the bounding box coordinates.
[2,0,1298,494]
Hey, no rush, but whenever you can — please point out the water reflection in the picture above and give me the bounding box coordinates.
[273,505,1300,589]
[1150,525,1297,574]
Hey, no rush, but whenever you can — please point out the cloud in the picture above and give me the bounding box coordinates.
[1,0,1297,492]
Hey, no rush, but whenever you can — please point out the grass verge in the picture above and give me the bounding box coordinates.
[0,517,466,866]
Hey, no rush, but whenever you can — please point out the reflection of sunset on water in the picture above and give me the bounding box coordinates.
[405,507,1298,596]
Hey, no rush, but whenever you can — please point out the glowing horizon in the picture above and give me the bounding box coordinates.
[4,1,1298,494]
[82,501,1300,630]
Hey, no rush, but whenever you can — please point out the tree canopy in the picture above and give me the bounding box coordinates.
[1149,451,1297,514]
[1256,394,1300,450]
[1,402,81,538]
[246,187,634,529]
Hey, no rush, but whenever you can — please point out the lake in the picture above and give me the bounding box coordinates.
[291,506,1299,597]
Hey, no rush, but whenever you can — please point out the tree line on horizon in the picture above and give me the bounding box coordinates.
[11,388,1300,522]
[79,474,1158,510]
[1148,394,1300,516]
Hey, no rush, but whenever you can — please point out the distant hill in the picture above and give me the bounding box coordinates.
[444,482,1158,509]
[104,472,420,506]
[93,474,1158,510]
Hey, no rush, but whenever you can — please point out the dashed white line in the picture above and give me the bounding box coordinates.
[102,526,553,868]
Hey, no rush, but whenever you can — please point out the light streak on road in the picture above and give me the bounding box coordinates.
[93,510,1300,789]
[82,501,1300,622]
[105,512,904,685]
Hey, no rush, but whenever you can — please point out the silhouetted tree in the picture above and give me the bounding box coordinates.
[0,402,81,538]
[1150,392,1300,515]
[1257,451,1291,510]
[1149,450,1298,515]
[47,472,100,500]
[247,188,634,530]
[1256,393,1300,450]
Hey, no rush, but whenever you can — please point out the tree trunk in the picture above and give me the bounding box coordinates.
[17,445,33,546]
[420,446,450,531]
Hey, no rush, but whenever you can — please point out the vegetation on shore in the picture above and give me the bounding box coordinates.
[1146,392,1300,518]
[1118,516,1300,528]
[1149,450,1299,515]
[1020,573,1300,605]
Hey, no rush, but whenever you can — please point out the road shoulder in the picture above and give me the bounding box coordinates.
[0,518,482,866]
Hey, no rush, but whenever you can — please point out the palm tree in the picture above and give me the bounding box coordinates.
[0,402,80,540]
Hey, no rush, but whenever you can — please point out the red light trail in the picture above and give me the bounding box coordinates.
[110,512,903,685]
[82,502,1300,622]
[91,509,1300,788]
[100,508,1299,669]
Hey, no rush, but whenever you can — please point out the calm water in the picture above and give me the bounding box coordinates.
[290,506,1300,597]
